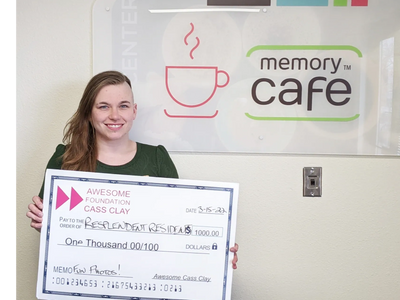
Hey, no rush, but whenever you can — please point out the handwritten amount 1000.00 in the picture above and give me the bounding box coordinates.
[52,277,183,293]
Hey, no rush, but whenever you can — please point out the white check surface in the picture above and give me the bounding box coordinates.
[37,169,238,300]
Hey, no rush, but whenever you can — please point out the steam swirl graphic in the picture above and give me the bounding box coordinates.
[184,23,200,60]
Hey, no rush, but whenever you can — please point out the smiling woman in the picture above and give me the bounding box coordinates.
[26,70,179,229]
[91,83,137,144]
[61,71,141,172]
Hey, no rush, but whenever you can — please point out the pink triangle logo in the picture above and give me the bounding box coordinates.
[70,187,84,210]
[56,186,69,209]
[55,186,84,210]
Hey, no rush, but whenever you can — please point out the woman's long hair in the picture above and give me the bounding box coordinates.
[61,71,132,171]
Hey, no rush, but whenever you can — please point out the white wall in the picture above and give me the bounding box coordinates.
[17,1,400,299]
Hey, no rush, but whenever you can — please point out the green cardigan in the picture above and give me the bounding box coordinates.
[38,143,178,198]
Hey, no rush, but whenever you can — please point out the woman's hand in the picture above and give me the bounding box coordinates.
[26,196,43,232]
[230,243,239,269]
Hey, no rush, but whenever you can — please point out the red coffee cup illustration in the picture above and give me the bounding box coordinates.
[165,66,230,108]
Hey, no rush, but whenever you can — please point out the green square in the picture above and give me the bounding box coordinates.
[334,0,347,6]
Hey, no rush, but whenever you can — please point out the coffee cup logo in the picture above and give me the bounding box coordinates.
[164,23,230,118]
[164,66,230,118]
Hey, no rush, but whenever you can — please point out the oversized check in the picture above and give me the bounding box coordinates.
[37,169,239,300]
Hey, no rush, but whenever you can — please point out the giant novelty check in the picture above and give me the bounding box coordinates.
[37,169,239,300]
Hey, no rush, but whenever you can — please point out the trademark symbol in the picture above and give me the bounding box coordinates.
[344,65,352,70]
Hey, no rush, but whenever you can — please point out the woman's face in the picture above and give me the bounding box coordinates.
[91,82,137,144]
